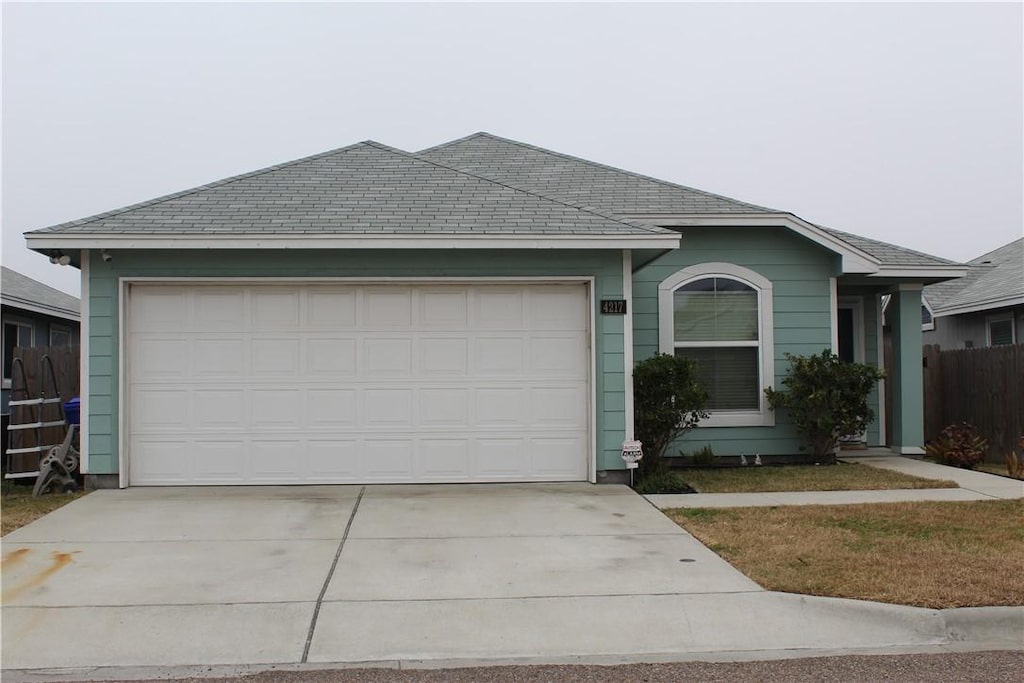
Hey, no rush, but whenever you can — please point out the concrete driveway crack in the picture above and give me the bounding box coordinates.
[301,485,365,663]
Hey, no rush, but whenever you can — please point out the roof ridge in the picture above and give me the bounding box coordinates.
[26,141,381,235]
[421,132,777,213]
[968,236,1024,264]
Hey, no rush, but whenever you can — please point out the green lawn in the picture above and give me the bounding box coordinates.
[676,462,957,493]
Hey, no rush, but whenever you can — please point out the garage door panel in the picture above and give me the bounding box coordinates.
[251,338,301,375]
[308,390,357,427]
[306,338,357,376]
[420,289,468,328]
[194,339,246,375]
[193,390,246,429]
[418,439,471,480]
[195,289,246,330]
[363,440,416,479]
[419,389,470,426]
[251,289,301,329]
[193,441,247,479]
[307,440,360,480]
[133,338,189,378]
[418,338,469,375]
[474,337,525,375]
[364,288,413,328]
[128,283,590,485]
[364,338,413,376]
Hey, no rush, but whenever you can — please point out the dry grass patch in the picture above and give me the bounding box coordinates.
[677,462,957,493]
[1,485,87,536]
[667,499,1024,608]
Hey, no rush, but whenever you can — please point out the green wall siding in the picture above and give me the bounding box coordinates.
[632,228,840,457]
[84,248,628,477]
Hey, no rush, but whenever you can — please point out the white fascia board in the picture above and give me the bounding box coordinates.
[0,297,80,322]
[933,295,1024,318]
[870,266,968,280]
[25,233,682,251]
[621,213,880,274]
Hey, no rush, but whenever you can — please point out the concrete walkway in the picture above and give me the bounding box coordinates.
[646,455,1023,509]
[2,481,1021,680]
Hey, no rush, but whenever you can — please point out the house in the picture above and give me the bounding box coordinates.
[23,133,966,488]
[1,266,81,463]
[921,238,1023,349]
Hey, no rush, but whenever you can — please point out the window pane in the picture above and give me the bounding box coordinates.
[989,319,1014,346]
[674,278,757,342]
[675,347,759,410]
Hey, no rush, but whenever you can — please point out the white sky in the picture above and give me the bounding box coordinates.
[2,1,1022,296]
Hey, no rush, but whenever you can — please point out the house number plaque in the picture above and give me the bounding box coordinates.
[600,299,627,315]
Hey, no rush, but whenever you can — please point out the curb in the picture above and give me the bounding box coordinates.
[941,606,1024,645]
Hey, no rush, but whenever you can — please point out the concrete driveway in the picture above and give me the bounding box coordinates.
[2,484,1015,675]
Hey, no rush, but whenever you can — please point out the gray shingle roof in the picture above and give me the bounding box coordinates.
[924,238,1023,313]
[1,267,80,319]
[419,132,775,215]
[28,141,671,238]
[420,133,959,270]
[815,226,961,268]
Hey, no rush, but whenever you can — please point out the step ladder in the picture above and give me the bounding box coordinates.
[5,355,68,480]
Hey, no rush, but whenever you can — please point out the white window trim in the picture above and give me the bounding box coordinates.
[3,318,35,385]
[658,263,775,427]
[985,313,1016,346]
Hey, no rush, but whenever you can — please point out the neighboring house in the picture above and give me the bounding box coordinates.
[23,133,965,488]
[922,238,1023,349]
[1,266,81,461]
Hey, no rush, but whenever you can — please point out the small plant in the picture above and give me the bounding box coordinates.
[925,423,988,470]
[690,445,715,467]
[1005,437,1024,480]
[633,353,709,478]
[631,470,694,495]
[764,350,885,462]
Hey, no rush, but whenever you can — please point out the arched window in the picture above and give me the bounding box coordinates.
[659,263,774,427]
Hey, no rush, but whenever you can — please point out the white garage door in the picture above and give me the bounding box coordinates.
[126,282,590,485]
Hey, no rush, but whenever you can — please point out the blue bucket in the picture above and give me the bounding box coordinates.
[64,397,81,425]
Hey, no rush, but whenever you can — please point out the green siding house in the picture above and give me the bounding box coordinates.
[25,133,965,488]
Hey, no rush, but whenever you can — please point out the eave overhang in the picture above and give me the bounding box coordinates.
[622,213,881,274]
[25,232,682,252]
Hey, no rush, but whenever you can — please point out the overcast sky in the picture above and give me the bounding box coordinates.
[3,1,1021,296]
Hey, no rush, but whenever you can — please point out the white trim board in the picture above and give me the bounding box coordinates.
[26,233,681,251]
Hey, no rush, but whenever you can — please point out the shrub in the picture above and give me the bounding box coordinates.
[764,350,885,462]
[925,423,988,469]
[631,470,694,495]
[690,445,715,467]
[633,353,709,478]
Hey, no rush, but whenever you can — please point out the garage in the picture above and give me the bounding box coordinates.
[125,281,591,485]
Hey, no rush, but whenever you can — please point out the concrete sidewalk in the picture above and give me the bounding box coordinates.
[646,455,1023,509]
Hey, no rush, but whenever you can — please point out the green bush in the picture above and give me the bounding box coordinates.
[631,470,694,495]
[764,350,885,461]
[926,423,988,470]
[690,444,715,467]
[633,353,709,477]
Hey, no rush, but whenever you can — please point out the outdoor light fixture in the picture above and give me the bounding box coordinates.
[101,249,112,262]
[49,252,72,266]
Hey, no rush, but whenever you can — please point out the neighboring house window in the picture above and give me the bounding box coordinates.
[659,263,775,427]
[3,320,34,387]
[50,325,72,347]
[921,301,934,331]
[986,314,1015,346]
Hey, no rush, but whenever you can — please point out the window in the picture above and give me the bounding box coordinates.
[50,325,72,347]
[987,314,1015,346]
[3,320,34,386]
[659,263,774,427]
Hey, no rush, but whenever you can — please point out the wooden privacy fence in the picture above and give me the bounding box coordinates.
[5,346,81,475]
[923,343,1024,462]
